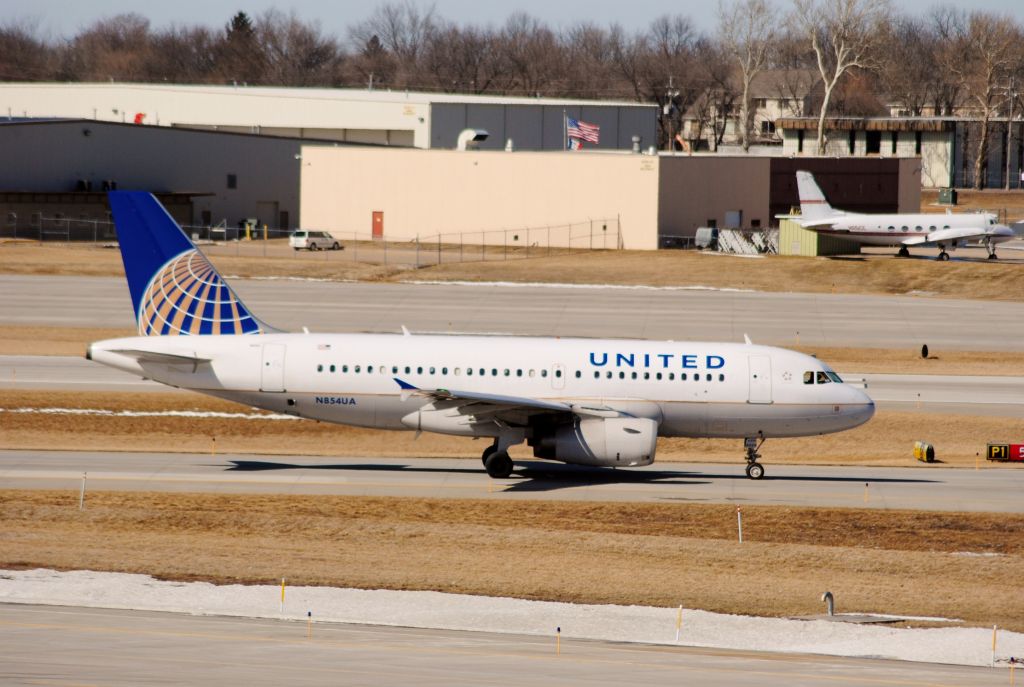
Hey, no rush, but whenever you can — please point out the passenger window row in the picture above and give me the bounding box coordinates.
[314,363,724,382]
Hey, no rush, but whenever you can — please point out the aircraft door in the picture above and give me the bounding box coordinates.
[551,364,566,390]
[260,343,286,392]
[748,355,772,404]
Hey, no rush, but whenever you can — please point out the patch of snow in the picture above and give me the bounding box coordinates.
[0,569,1020,668]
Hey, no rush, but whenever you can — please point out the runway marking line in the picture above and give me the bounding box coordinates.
[0,608,989,686]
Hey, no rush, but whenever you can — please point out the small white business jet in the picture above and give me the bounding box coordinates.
[88,192,874,480]
[791,171,1015,260]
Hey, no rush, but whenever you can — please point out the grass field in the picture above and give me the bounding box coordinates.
[3,490,1020,631]
[3,238,1023,301]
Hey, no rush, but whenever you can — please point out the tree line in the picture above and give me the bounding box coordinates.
[2,0,1024,186]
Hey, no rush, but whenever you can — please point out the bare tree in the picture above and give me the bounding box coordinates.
[791,0,891,153]
[257,10,343,86]
[877,14,936,116]
[562,23,622,99]
[60,14,153,82]
[349,1,436,88]
[422,23,502,93]
[144,25,218,83]
[497,12,563,96]
[943,12,1023,188]
[0,19,56,81]
[718,0,777,151]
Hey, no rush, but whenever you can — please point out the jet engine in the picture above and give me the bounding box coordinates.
[532,417,658,467]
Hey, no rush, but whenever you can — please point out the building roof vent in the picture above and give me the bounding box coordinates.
[457,128,489,150]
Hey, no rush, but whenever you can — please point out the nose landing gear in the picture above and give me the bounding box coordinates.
[744,435,766,480]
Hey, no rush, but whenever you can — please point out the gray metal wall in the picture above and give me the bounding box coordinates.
[430,103,657,151]
[0,120,306,229]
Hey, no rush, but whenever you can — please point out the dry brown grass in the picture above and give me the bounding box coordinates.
[0,326,135,356]
[2,489,1020,631]
[922,188,1024,223]
[3,240,1023,301]
[3,390,1021,467]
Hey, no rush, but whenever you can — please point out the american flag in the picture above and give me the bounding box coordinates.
[566,117,600,144]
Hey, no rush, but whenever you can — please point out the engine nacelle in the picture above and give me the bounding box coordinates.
[535,417,658,467]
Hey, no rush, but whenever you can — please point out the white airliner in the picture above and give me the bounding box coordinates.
[791,171,1015,260]
[87,192,875,480]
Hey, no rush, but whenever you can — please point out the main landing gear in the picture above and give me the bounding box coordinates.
[482,443,513,479]
[744,435,765,480]
[936,244,950,261]
[984,238,1000,260]
[897,246,911,258]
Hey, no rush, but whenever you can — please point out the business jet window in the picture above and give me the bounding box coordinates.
[803,371,813,384]
[887,226,895,231]
[901,226,909,232]
[926,226,934,232]
[816,371,831,384]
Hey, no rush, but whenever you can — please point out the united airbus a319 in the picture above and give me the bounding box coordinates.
[88,192,875,480]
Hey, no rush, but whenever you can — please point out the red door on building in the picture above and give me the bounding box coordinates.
[372,211,383,239]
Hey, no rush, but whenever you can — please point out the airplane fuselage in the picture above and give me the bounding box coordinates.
[815,211,1008,246]
[89,333,874,443]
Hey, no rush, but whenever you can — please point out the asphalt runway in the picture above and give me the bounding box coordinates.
[3,273,1024,350]
[4,354,1023,417]
[0,604,1006,687]
[3,449,1021,512]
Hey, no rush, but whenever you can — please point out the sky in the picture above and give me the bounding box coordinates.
[12,0,1024,43]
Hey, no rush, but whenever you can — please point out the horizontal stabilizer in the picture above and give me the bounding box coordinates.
[108,348,211,365]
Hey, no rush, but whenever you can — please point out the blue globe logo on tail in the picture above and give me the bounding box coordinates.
[138,249,263,335]
[108,191,269,336]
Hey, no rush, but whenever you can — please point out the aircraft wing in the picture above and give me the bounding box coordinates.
[901,226,995,246]
[393,378,626,419]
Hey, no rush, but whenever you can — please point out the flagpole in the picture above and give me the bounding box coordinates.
[563,109,567,150]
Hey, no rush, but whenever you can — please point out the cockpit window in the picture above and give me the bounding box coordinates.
[803,371,813,384]
[826,371,843,383]
[816,371,831,384]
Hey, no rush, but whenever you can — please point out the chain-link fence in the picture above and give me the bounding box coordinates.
[1,216,623,267]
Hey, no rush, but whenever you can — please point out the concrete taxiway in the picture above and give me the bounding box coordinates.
[3,274,1024,350]
[2,449,1021,512]
[0,604,1007,687]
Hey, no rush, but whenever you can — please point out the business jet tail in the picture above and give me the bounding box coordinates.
[795,171,838,222]
[107,191,271,336]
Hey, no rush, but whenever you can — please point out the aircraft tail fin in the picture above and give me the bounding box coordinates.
[795,171,837,221]
[108,191,270,336]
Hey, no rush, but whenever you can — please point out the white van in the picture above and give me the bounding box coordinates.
[289,230,341,251]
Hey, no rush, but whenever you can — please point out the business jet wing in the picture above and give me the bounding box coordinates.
[901,226,1005,246]
[393,378,624,418]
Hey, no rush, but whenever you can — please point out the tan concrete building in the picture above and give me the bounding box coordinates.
[300,147,662,249]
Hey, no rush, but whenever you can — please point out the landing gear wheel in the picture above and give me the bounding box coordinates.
[484,451,513,478]
[897,246,910,258]
[937,251,949,261]
[745,462,765,480]
[987,252,998,260]
[481,444,497,466]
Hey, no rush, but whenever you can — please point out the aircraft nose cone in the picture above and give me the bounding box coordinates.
[848,387,875,427]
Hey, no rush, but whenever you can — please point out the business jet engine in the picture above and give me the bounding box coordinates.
[531,417,658,467]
